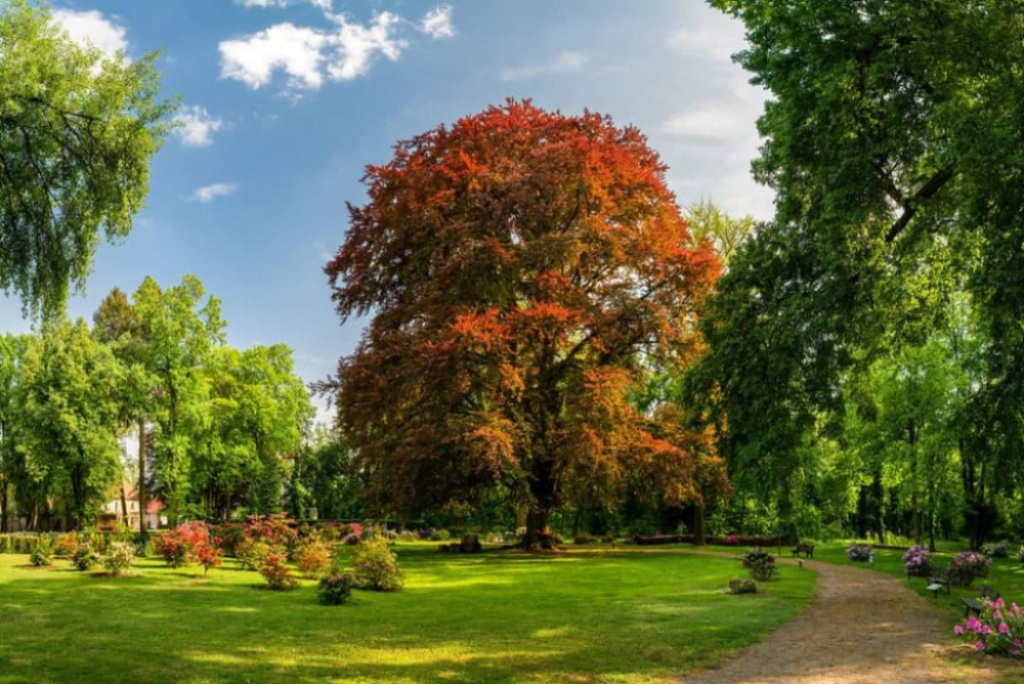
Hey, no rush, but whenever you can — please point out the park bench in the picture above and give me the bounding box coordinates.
[962,586,1001,618]
[925,566,950,598]
[791,543,815,558]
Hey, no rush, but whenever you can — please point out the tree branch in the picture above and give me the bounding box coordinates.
[885,165,956,243]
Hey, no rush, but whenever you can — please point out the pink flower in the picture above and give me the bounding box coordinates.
[954,625,964,635]
[994,610,1003,620]
[1014,638,1022,648]
[975,641,985,651]
[967,616,981,632]
[982,625,993,635]
[995,597,1006,609]
[1000,623,1011,634]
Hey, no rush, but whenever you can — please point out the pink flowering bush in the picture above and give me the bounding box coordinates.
[953,597,1024,658]
[902,545,932,577]
[950,551,992,587]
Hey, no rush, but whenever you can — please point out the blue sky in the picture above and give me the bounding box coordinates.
[4,0,772,422]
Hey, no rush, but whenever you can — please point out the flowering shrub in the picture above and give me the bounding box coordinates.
[950,551,992,587]
[154,521,212,568]
[953,597,1024,657]
[244,513,297,557]
[728,578,757,594]
[742,548,778,581]
[295,539,332,578]
[352,537,404,591]
[343,533,361,546]
[429,529,451,542]
[574,534,595,545]
[725,534,740,546]
[417,527,436,540]
[195,540,222,577]
[902,545,932,577]
[236,538,272,571]
[102,542,136,576]
[982,541,1010,559]
[318,567,356,605]
[398,530,419,542]
[845,543,873,562]
[258,553,298,590]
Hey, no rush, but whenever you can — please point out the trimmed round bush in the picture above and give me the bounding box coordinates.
[318,567,356,605]
[352,537,404,591]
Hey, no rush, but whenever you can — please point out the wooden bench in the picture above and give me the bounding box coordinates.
[791,543,815,558]
[926,567,950,598]
[962,586,1001,618]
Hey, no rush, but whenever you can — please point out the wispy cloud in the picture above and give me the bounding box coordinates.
[220,4,454,95]
[421,5,455,40]
[51,9,128,58]
[234,0,333,11]
[174,106,225,148]
[500,51,588,82]
[668,12,747,63]
[190,182,240,203]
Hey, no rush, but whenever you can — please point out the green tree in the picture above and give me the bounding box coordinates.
[0,1,174,317]
[93,287,153,538]
[703,0,1024,528]
[131,275,223,524]
[18,319,123,529]
[0,333,29,532]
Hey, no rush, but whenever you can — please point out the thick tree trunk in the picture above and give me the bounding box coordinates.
[521,506,555,550]
[692,501,706,546]
[0,479,8,533]
[138,414,148,541]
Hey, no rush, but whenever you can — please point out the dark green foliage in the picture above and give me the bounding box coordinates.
[317,567,355,605]
[72,544,98,572]
[29,538,52,566]
[742,548,778,581]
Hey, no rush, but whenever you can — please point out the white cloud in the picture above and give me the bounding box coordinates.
[668,12,747,63]
[220,5,453,93]
[324,12,406,81]
[51,9,128,58]
[190,182,240,203]
[220,23,328,90]
[235,0,333,11]
[500,51,589,82]
[421,5,455,40]
[174,106,225,148]
[662,103,751,141]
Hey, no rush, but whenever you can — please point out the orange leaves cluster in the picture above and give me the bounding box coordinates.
[324,99,724,518]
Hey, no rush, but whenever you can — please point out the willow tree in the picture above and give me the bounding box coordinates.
[325,100,724,547]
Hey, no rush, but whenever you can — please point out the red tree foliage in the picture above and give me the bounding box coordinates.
[324,100,726,547]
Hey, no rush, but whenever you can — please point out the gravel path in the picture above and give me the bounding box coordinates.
[679,559,978,684]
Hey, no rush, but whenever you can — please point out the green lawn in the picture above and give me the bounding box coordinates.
[0,545,816,684]
[806,542,1024,620]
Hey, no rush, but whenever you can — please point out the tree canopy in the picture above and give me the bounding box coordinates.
[0,0,174,317]
[325,99,725,546]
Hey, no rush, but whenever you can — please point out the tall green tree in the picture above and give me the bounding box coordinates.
[131,275,223,524]
[703,0,1024,528]
[0,333,28,532]
[0,0,174,317]
[18,319,123,529]
[93,287,153,538]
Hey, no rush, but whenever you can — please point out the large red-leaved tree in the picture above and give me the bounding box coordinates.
[324,100,725,547]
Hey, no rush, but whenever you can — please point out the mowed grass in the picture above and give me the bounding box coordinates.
[807,542,1024,621]
[0,545,816,684]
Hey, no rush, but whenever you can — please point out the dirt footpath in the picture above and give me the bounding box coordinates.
[679,560,1022,684]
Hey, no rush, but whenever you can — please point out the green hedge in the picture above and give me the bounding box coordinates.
[0,531,146,555]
